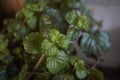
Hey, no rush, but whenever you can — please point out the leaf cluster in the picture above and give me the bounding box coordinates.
[0,0,111,80]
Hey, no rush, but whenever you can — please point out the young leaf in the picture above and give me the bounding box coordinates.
[46,50,68,74]
[49,29,70,49]
[57,34,70,49]
[80,31,111,56]
[49,29,60,42]
[65,11,77,24]
[76,69,87,79]
[41,39,58,56]
[74,60,85,70]
[23,32,44,54]
[75,15,90,32]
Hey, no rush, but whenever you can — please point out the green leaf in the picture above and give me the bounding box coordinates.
[66,0,86,11]
[41,39,58,56]
[16,10,24,19]
[66,0,81,8]
[46,50,68,74]
[23,32,44,54]
[76,69,87,79]
[69,56,85,70]
[88,68,105,80]
[39,14,53,33]
[74,60,85,70]
[46,8,66,32]
[80,31,111,56]
[65,11,77,24]
[21,4,34,18]
[30,4,42,12]
[75,15,90,31]
[49,29,60,42]
[47,9,61,21]
[8,21,27,39]
[30,1,47,12]
[57,34,70,49]
[27,16,37,30]
[49,29,70,49]
[67,28,80,41]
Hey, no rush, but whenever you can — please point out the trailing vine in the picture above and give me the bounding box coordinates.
[0,0,111,80]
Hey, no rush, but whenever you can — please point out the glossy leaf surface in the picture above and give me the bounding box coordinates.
[41,39,58,56]
[46,51,68,74]
[80,31,111,56]
[67,28,80,41]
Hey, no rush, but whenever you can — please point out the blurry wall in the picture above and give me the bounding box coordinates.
[77,0,120,69]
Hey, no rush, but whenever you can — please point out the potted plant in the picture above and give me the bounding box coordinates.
[0,0,111,80]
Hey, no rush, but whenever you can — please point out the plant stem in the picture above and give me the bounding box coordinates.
[92,58,101,68]
[26,54,45,80]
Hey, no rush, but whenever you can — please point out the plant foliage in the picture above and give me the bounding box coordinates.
[0,0,111,80]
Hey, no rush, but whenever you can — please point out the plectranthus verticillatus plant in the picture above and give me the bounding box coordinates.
[0,0,111,80]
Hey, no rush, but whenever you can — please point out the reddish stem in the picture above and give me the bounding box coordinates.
[26,54,45,80]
